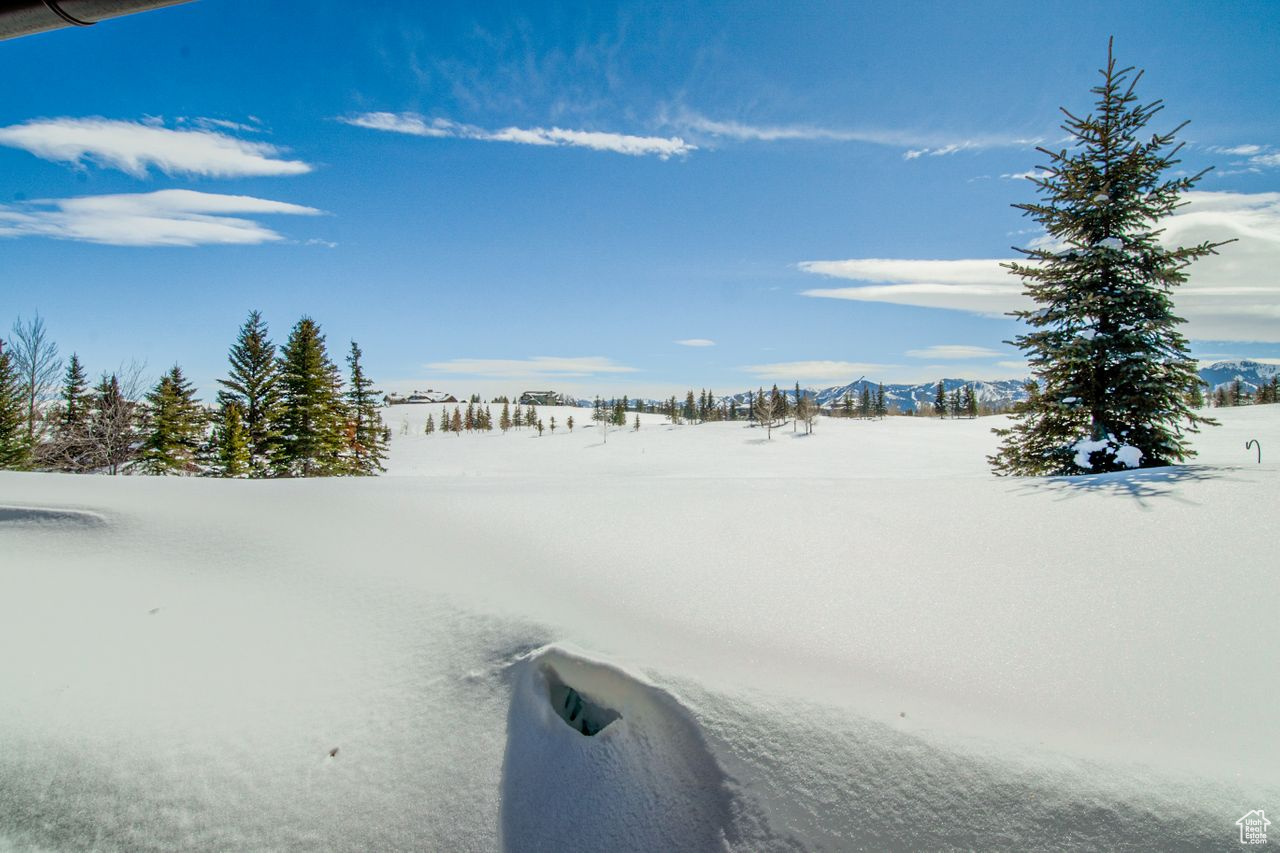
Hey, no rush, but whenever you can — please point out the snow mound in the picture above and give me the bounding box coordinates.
[500,646,734,852]
[0,504,107,528]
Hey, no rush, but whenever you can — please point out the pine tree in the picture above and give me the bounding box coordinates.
[0,347,27,469]
[634,413,640,431]
[858,386,871,419]
[214,401,251,477]
[965,385,979,419]
[500,401,512,433]
[276,318,347,476]
[140,365,206,475]
[60,353,90,433]
[1230,378,1245,407]
[450,407,462,434]
[842,392,854,418]
[425,414,435,435]
[794,382,802,432]
[344,341,386,475]
[935,380,947,418]
[567,415,574,432]
[536,419,544,436]
[874,384,887,419]
[991,42,1226,475]
[549,415,556,433]
[218,311,282,476]
[949,388,962,419]
[526,403,537,428]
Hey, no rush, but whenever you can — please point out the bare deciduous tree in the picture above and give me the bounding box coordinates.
[8,314,62,448]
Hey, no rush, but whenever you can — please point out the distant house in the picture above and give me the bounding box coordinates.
[384,389,457,405]
[519,390,571,406]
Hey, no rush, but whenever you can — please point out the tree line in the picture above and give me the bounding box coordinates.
[0,311,387,477]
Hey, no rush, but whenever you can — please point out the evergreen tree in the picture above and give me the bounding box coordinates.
[60,353,90,433]
[566,414,574,432]
[949,388,962,419]
[684,390,696,423]
[500,401,512,432]
[965,385,979,419]
[0,347,27,469]
[425,414,435,435]
[549,415,556,433]
[1213,386,1229,408]
[513,404,524,428]
[842,392,854,418]
[536,418,544,436]
[991,42,1225,475]
[858,386,871,419]
[450,407,462,434]
[526,403,538,428]
[756,386,776,439]
[935,380,947,418]
[275,318,347,476]
[464,400,475,432]
[874,384,887,419]
[794,382,802,432]
[214,401,250,477]
[1185,380,1205,409]
[1230,378,1245,407]
[218,311,282,476]
[344,341,386,475]
[140,365,205,475]
[634,413,640,431]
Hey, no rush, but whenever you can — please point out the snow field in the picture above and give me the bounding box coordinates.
[1,404,1276,849]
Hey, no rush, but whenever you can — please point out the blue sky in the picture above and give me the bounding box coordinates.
[3,0,1278,400]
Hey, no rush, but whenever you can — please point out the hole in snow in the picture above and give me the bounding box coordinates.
[544,665,620,736]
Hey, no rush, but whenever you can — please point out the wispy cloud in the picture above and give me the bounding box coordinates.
[1211,144,1264,156]
[906,345,1004,360]
[1000,168,1053,181]
[675,338,715,347]
[741,360,892,381]
[341,112,694,159]
[799,192,1280,342]
[0,190,322,246]
[668,108,1037,159]
[422,356,639,378]
[0,117,310,178]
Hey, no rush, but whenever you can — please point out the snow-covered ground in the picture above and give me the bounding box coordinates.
[2,406,1277,850]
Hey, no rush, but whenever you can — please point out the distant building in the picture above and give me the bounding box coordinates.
[518,390,572,406]
[384,389,457,405]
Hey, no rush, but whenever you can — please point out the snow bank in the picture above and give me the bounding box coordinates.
[500,646,733,851]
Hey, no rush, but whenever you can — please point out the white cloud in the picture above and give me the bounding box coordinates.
[0,189,322,246]
[0,118,310,178]
[1212,144,1263,156]
[800,192,1280,342]
[675,339,715,347]
[741,360,893,381]
[1249,152,1280,168]
[341,112,694,159]
[667,109,1038,158]
[906,345,1004,360]
[422,356,639,378]
[1001,168,1054,180]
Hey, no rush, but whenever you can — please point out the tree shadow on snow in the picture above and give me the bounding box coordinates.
[1010,465,1245,510]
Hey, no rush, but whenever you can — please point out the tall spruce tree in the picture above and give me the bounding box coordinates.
[344,341,386,475]
[276,318,347,476]
[140,365,206,475]
[218,311,282,476]
[0,347,27,469]
[990,42,1226,476]
[934,380,947,418]
[214,401,250,477]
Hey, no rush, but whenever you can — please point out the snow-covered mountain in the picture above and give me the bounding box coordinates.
[1198,360,1279,393]
[570,361,1274,414]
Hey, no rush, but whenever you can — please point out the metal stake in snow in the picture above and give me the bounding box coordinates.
[1246,439,1261,464]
